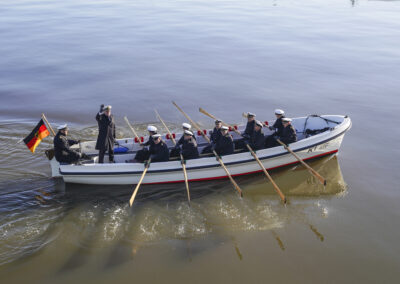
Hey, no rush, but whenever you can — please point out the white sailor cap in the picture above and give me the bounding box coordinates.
[275,109,284,115]
[282,117,292,122]
[255,120,263,127]
[152,133,161,139]
[104,105,112,110]
[184,130,193,136]
[57,124,68,130]
[221,126,229,131]
[147,125,157,132]
[247,112,256,117]
[215,119,222,124]
[182,123,191,130]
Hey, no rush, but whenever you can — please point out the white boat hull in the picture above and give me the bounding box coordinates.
[51,115,351,185]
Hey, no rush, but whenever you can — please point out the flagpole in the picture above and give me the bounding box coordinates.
[41,113,56,136]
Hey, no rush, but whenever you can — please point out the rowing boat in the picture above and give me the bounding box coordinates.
[47,115,351,185]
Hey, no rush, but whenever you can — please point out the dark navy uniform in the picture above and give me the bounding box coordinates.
[243,120,256,137]
[135,135,156,162]
[54,131,81,164]
[215,133,235,156]
[210,127,222,144]
[280,125,297,145]
[181,137,199,160]
[271,116,285,137]
[249,130,265,150]
[150,141,170,162]
[95,112,116,163]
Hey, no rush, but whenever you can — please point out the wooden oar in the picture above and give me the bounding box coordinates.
[199,108,286,203]
[129,158,151,207]
[124,116,141,141]
[154,109,191,205]
[242,113,326,186]
[275,139,326,185]
[172,101,243,197]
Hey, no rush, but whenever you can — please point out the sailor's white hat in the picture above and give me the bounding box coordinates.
[221,126,229,130]
[184,130,193,136]
[247,112,256,117]
[275,109,284,115]
[104,105,112,110]
[282,117,292,122]
[152,133,161,138]
[255,120,263,127]
[147,125,157,132]
[57,124,68,130]
[182,123,191,129]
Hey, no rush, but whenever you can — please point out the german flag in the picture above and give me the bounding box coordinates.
[23,119,50,153]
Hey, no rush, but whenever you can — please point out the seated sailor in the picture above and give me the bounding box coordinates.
[54,124,89,164]
[265,109,286,148]
[171,123,195,157]
[235,112,256,149]
[201,119,222,154]
[246,120,265,150]
[280,118,297,145]
[134,125,158,162]
[214,126,234,156]
[149,134,170,162]
[180,130,199,160]
[269,109,285,136]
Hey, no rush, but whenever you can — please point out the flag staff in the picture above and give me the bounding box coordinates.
[41,113,56,136]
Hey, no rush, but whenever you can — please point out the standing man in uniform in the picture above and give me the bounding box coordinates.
[96,105,116,163]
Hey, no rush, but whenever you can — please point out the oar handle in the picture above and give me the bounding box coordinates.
[154,110,177,145]
[124,116,141,141]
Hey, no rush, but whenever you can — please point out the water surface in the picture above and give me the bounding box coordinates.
[0,0,400,283]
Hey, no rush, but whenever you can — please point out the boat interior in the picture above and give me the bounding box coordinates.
[73,115,345,164]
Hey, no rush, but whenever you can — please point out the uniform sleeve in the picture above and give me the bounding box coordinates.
[96,112,101,121]
[68,139,79,145]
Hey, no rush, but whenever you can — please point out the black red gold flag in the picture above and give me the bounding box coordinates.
[23,119,50,153]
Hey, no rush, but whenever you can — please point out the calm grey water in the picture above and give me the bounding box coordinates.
[1,0,400,283]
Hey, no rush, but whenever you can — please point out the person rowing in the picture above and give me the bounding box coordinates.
[214,126,234,156]
[134,125,158,162]
[171,123,195,157]
[149,134,170,162]
[266,117,297,148]
[279,118,297,145]
[54,124,90,164]
[246,120,265,150]
[180,130,199,160]
[265,109,285,148]
[236,112,256,150]
[201,119,222,154]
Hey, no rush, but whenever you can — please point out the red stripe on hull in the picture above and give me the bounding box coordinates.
[142,149,339,185]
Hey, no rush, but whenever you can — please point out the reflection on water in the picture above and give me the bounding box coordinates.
[0,155,345,268]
